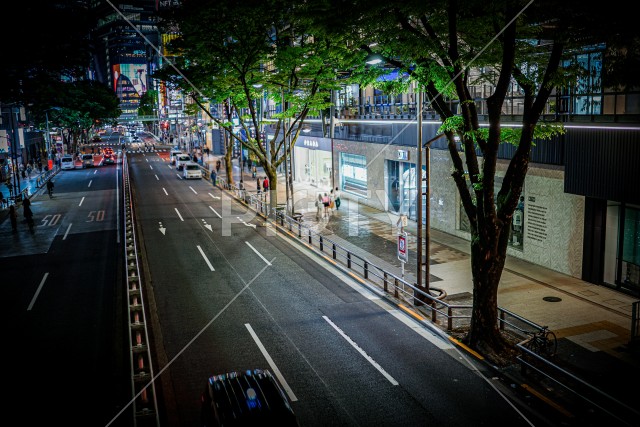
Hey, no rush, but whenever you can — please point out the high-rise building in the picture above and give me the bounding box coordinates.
[90,0,160,120]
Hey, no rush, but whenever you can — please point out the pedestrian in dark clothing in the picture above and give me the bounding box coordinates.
[216,160,221,174]
[256,178,261,194]
[212,171,217,186]
[9,205,17,232]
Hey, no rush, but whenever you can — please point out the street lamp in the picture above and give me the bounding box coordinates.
[415,84,447,304]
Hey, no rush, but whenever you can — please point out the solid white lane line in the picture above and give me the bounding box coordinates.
[155,174,159,180]
[79,197,85,206]
[323,315,399,386]
[245,242,271,266]
[197,245,215,271]
[28,273,49,311]
[63,223,72,240]
[189,186,197,194]
[88,180,92,187]
[209,206,221,218]
[175,208,184,221]
[163,187,168,195]
[245,323,298,402]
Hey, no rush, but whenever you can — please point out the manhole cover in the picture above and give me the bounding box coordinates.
[543,296,562,302]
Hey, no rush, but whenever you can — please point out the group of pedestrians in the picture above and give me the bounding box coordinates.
[316,187,341,219]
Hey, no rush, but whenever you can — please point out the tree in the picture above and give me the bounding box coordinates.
[311,0,640,364]
[155,0,359,211]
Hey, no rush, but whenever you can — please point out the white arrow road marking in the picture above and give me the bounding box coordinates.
[88,180,92,188]
[175,208,184,221]
[159,221,166,235]
[245,242,271,266]
[163,187,168,195]
[190,186,197,194]
[209,206,221,218]
[245,323,297,402]
[197,245,215,271]
[208,192,220,200]
[237,216,257,229]
[79,197,85,206]
[155,174,159,180]
[202,219,212,231]
[323,315,398,386]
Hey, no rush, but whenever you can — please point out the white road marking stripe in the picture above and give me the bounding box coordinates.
[150,165,153,170]
[197,245,215,271]
[63,223,72,240]
[88,180,92,187]
[79,197,85,206]
[189,186,197,194]
[245,242,271,266]
[323,315,399,385]
[155,174,159,180]
[28,273,49,311]
[175,208,184,221]
[209,206,221,218]
[245,323,298,402]
[163,187,168,195]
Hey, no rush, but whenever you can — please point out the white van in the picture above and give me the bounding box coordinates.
[170,150,183,165]
[61,155,75,170]
[183,162,202,179]
[175,154,192,171]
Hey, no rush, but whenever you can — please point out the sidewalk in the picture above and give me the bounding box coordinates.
[207,154,640,421]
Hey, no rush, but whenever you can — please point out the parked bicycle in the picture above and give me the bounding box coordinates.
[526,325,558,358]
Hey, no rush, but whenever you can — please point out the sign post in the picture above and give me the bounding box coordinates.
[397,232,408,278]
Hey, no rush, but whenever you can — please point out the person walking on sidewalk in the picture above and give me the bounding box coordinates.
[215,160,221,174]
[322,193,331,218]
[46,179,54,198]
[333,187,341,210]
[262,176,269,193]
[9,205,17,232]
[315,193,323,220]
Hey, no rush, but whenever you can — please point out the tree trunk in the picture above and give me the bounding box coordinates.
[463,225,518,365]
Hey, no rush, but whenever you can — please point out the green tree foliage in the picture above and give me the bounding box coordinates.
[156,0,360,210]
[310,0,640,363]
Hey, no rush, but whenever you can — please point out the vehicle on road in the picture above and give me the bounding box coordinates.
[201,369,298,427]
[170,150,183,165]
[183,161,203,179]
[175,154,191,171]
[61,155,75,170]
[81,154,94,168]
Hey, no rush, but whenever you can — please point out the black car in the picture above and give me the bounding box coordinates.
[201,369,298,426]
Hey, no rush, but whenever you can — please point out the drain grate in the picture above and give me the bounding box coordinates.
[543,296,562,302]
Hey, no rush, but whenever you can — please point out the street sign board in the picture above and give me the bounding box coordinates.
[398,233,408,263]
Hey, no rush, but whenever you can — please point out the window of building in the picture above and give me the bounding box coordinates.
[340,153,367,197]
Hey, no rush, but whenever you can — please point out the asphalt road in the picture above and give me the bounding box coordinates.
[1,152,131,426]
[1,131,558,426]
[128,149,541,427]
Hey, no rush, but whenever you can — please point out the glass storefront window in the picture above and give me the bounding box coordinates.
[386,160,426,222]
[340,153,367,197]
